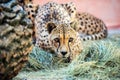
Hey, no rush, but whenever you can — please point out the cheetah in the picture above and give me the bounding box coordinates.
[18,0,38,44]
[20,1,107,61]
[61,2,107,40]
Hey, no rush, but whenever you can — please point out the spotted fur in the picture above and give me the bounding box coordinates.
[47,23,82,60]
[76,12,107,41]
[18,0,38,44]
[61,2,107,41]
[35,2,71,49]
[20,1,108,60]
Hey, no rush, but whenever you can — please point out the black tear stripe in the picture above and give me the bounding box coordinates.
[68,39,72,55]
[57,35,60,53]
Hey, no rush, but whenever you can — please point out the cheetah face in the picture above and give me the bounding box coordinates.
[47,23,82,59]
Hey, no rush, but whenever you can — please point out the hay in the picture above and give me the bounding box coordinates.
[13,34,120,80]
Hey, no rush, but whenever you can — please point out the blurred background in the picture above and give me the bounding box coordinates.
[33,0,120,30]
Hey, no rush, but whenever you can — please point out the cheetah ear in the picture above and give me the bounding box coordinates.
[46,23,57,34]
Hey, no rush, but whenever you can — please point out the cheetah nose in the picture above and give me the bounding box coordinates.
[61,51,67,56]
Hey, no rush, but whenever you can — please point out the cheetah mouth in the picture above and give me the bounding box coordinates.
[65,57,71,63]
[63,56,71,63]
[55,53,71,62]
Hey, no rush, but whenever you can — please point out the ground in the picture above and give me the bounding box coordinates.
[13,30,120,80]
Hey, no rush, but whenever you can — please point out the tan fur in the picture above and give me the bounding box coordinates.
[21,1,107,61]
[49,24,82,60]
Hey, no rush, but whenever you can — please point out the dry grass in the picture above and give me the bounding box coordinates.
[13,34,120,80]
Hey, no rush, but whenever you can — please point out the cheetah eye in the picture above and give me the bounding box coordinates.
[69,37,74,42]
[54,38,60,43]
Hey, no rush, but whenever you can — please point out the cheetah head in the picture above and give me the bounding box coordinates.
[46,23,83,60]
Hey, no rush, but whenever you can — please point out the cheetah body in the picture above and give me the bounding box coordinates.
[20,1,107,60]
